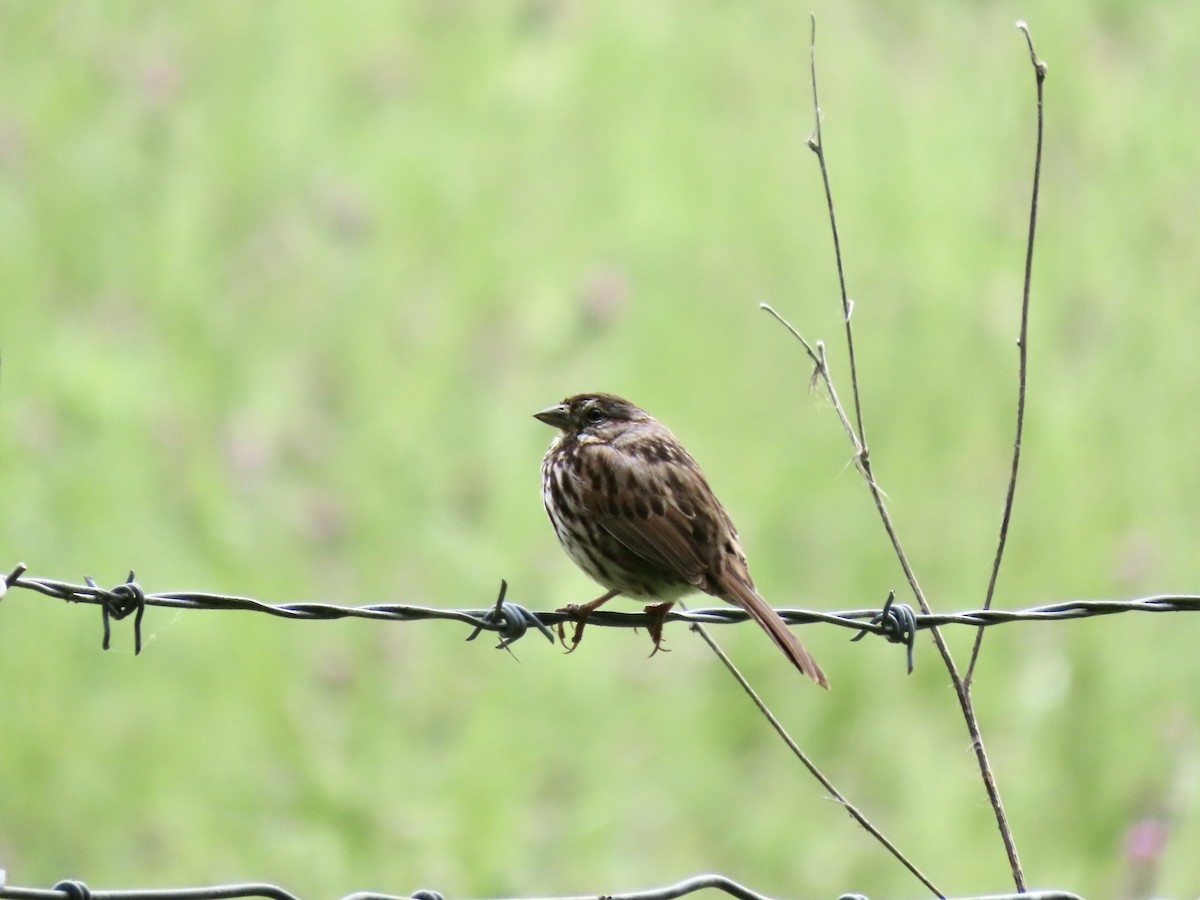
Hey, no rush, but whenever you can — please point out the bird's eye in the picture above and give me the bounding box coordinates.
[584,406,605,425]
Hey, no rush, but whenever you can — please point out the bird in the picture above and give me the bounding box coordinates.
[534,392,828,687]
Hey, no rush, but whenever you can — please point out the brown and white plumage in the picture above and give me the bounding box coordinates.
[535,392,828,688]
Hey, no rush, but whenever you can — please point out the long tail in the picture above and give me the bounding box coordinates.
[723,579,829,688]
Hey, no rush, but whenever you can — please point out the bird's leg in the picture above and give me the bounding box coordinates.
[556,589,618,653]
[642,601,675,656]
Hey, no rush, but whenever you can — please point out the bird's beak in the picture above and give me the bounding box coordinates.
[533,402,570,429]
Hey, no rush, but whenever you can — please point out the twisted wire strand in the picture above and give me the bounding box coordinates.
[4,562,1195,662]
[0,873,1084,900]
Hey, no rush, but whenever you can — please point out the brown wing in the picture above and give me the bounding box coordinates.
[579,442,719,590]
[585,443,829,688]
[578,441,828,687]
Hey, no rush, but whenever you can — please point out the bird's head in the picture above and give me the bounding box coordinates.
[533,393,651,442]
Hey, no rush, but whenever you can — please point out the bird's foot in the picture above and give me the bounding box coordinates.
[555,590,618,654]
[554,603,590,653]
[642,601,675,657]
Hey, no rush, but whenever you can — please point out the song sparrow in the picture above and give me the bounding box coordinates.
[535,392,828,687]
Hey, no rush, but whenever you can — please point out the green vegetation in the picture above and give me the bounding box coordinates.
[2,2,1198,897]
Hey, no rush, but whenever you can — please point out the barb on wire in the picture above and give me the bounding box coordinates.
[851,590,917,673]
[465,579,556,652]
[0,874,1086,900]
[85,571,146,654]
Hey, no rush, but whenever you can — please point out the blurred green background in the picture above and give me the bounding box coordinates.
[2,1,1199,898]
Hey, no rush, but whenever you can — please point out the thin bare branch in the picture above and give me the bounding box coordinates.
[805,20,865,447]
[795,15,1028,890]
[760,304,861,455]
[683,604,944,898]
[966,21,1048,688]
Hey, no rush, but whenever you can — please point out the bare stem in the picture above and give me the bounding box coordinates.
[965,21,1047,689]
[686,607,944,898]
[806,24,865,448]
[793,15,1028,890]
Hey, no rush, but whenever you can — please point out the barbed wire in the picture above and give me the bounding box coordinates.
[4,562,1196,672]
[0,872,1085,900]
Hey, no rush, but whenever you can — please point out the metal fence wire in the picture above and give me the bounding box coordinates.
[0,871,1085,900]
[4,563,1196,672]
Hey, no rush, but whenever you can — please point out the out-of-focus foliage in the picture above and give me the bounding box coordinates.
[1,2,1198,898]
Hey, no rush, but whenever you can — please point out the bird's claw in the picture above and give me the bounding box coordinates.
[555,602,591,654]
[554,590,618,654]
[643,601,673,657]
[554,593,674,659]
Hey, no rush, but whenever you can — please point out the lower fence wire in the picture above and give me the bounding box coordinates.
[0,871,1085,900]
